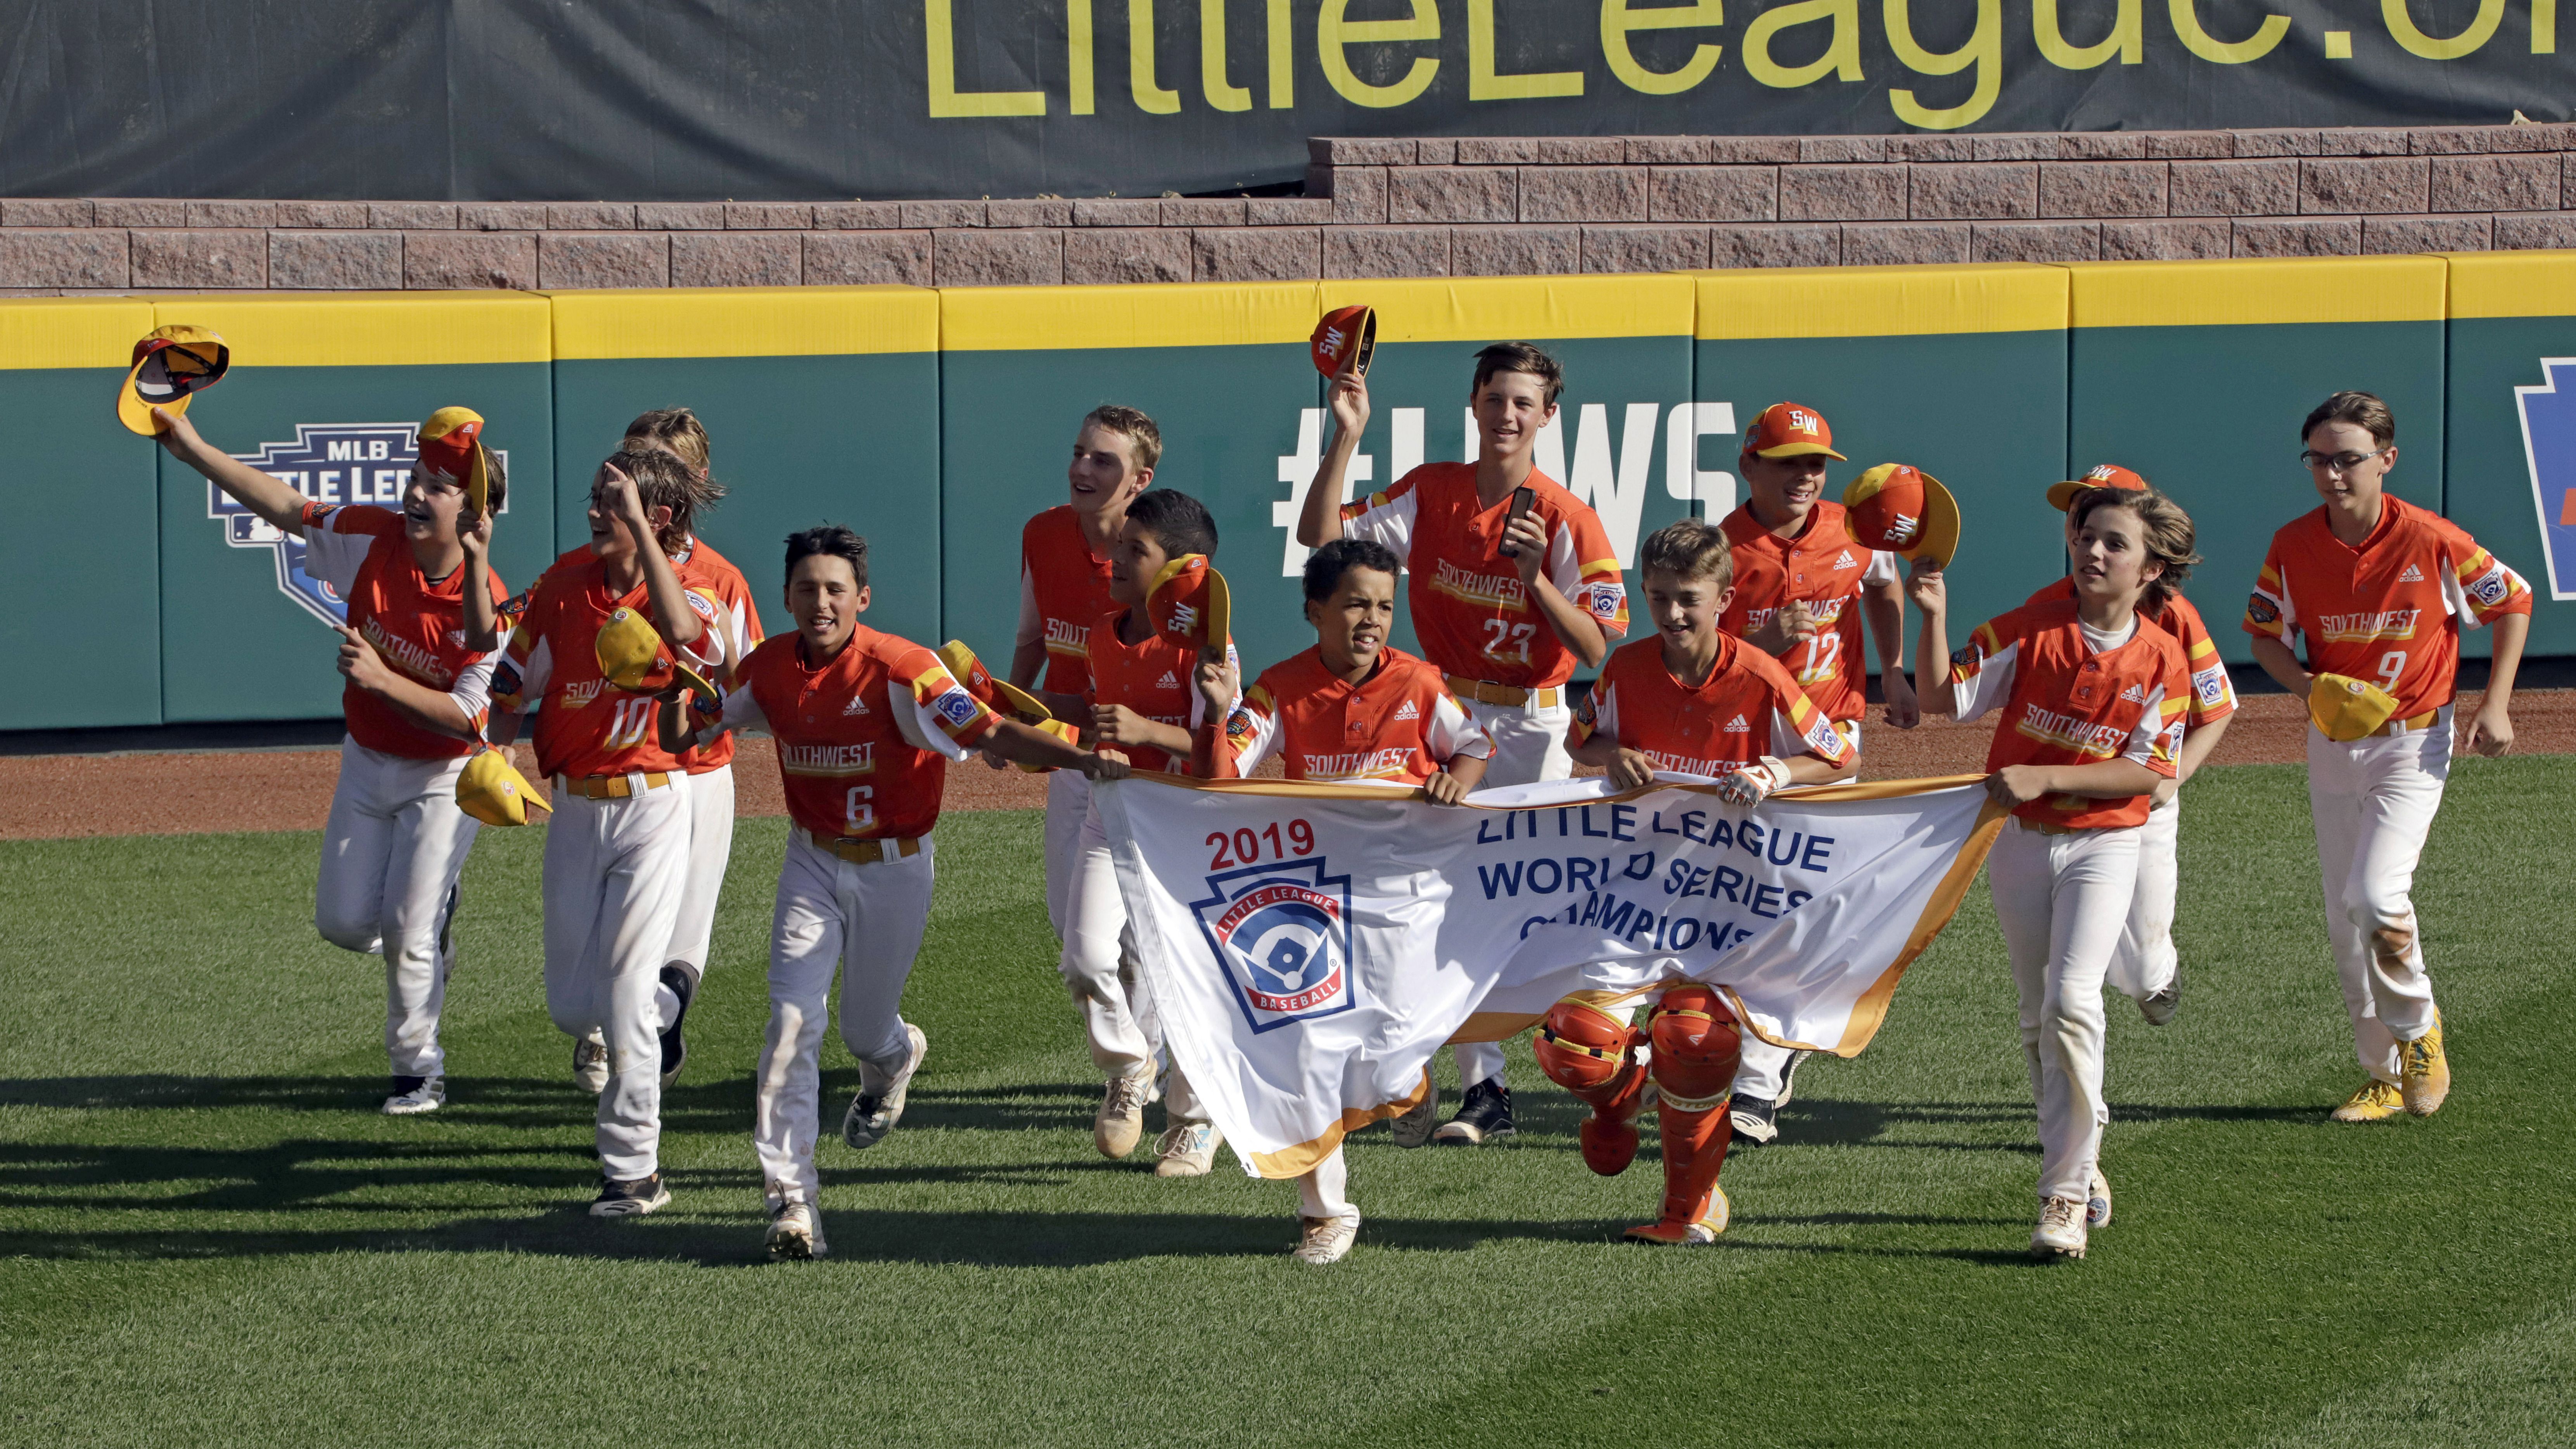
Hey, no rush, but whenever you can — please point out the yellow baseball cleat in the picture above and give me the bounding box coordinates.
[1623,1184,1730,1245]
[2401,1013,2451,1117]
[2329,1078,2405,1123]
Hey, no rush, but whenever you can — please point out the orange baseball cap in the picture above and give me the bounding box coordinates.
[2046,462,2149,511]
[117,324,230,436]
[1743,401,1846,461]
[1311,305,1376,379]
[417,406,494,517]
[1148,554,1231,649]
[1843,463,1961,567]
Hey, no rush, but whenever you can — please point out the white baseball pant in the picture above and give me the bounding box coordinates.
[2104,791,2182,1004]
[754,831,937,1204]
[2307,708,2450,1081]
[667,762,735,979]
[1297,1144,1357,1223]
[1059,802,1201,1120]
[1043,768,1090,938]
[314,738,480,1081]
[543,774,693,1183]
[1456,693,1573,1091]
[1988,818,2140,1205]
[1731,717,1863,1103]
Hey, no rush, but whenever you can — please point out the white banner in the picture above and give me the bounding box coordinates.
[1098,773,2003,1179]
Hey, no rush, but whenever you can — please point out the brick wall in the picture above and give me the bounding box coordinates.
[8,125,2576,293]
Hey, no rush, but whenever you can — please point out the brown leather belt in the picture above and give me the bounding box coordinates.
[1444,674,1563,710]
[810,831,926,865]
[555,772,674,799]
[2372,709,2440,738]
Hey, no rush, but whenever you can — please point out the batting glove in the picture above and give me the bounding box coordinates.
[1716,755,1793,808]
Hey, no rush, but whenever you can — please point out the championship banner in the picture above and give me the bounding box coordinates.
[1098,772,2003,1179]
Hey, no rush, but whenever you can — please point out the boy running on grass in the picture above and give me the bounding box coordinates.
[1189,536,1495,1264]
[660,525,1107,1260]
[1295,341,1629,1146]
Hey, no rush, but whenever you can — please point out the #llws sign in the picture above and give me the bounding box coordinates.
[206,423,509,626]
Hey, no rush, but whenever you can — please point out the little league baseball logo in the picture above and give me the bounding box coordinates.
[207,423,509,626]
[1189,857,1358,1032]
[2514,359,2576,599]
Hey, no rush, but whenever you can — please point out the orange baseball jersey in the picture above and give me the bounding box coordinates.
[1214,645,1493,784]
[673,535,766,774]
[1950,596,2188,831]
[1074,606,1234,773]
[299,501,510,761]
[1338,462,1628,689]
[1571,634,1852,777]
[2029,577,2236,729]
[1718,500,1898,723]
[491,554,734,782]
[2243,496,2531,718]
[1017,506,1120,695]
[717,626,999,841]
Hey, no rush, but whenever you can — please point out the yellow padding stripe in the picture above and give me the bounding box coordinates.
[2443,250,2576,320]
[2064,257,2446,328]
[941,281,1322,351]
[1537,1027,1625,1061]
[149,292,552,367]
[1689,264,2066,340]
[0,298,158,371]
[1322,274,1694,341]
[550,285,937,359]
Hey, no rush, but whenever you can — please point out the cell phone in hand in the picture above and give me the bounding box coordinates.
[1497,485,1537,557]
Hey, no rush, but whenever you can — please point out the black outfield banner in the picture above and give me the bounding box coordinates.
[4,0,2565,202]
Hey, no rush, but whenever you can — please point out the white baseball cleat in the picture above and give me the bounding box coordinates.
[844,1022,929,1150]
[1096,1067,1154,1158]
[572,1036,609,1095]
[1153,1121,1224,1177]
[2087,1166,2113,1228]
[590,1173,671,1218]
[382,1075,445,1116]
[1389,1081,1440,1149]
[2032,1195,2088,1259]
[766,1200,829,1261]
[1292,1212,1361,1266]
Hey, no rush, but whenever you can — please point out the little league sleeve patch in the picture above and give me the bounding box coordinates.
[2193,668,2228,707]
[2246,594,2281,627]
[1804,713,1846,760]
[932,685,982,728]
[2467,562,2515,608]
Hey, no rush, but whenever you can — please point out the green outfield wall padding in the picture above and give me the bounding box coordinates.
[2440,252,2576,660]
[2,299,165,727]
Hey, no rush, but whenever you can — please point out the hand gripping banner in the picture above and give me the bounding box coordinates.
[1098,772,2005,1179]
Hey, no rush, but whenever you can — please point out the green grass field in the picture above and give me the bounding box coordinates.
[3,760,2574,1447]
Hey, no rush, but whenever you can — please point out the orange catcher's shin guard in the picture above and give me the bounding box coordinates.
[1534,998,1647,1176]
[1627,986,1742,1244]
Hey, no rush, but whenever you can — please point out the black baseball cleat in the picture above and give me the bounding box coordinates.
[590,1173,671,1218]
[1729,1094,1779,1145]
[1432,1079,1516,1145]
[659,962,699,1087]
[1775,1049,1814,1107]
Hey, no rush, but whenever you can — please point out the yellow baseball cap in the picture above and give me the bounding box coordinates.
[935,639,1053,724]
[118,325,230,436]
[417,406,494,518]
[595,607,721,701]
[2309,673,2401,742]
[455,748,552,826]
[1843,463,1961,568]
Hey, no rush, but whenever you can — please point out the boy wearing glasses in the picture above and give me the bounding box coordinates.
[2244,391,2530,1124]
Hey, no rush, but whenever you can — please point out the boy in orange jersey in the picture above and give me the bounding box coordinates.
[1534,519,1854,1247]
[1917,486,2194,1260]
[1713,401,1915,1146]
[1295,341,1630,1145]
[1031,489,1240,1176]
[154,404,512,1117]
[2246,392,2529,1124]
[1012,406,1157,938]
[2033,465,2235,1045]
[624,408,764,1034]
[486,450,736,1218]
[660,525,1108,1261]
[1188,536,1496,1264]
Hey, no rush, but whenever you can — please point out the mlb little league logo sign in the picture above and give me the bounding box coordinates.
[2515,359,2576,599]
[206,422,508,626]
[1189,857,1358,1033]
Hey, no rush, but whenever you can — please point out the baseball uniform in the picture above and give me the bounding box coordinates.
[668,535,765,986]
[2244,497,2530,1081]
[1339,461,1627,1090]
[2025,578,2235,1009]
[1950,596,2187,1209]
[1209,644,1493,785]
[716,625,1001,1207]
[494,554,734,1186]
[1017,507,1122,935]
[299,501,508,1090]
[1719,499,1897,1105]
